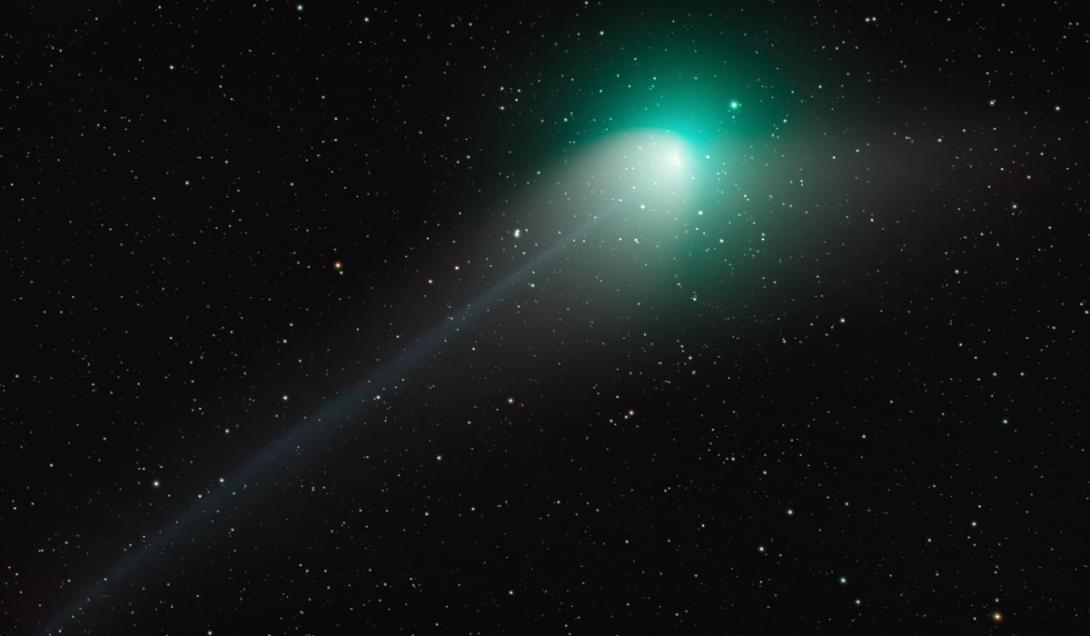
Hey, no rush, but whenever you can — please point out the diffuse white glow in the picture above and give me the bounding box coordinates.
[574,130,694,215]
[570,130,696,237]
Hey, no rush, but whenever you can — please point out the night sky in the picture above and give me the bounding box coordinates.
[5,1,1089,634]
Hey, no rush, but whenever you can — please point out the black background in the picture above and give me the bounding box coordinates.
[3,1,1088,633]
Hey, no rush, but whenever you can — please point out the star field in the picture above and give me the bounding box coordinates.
[3,1,1089,634]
